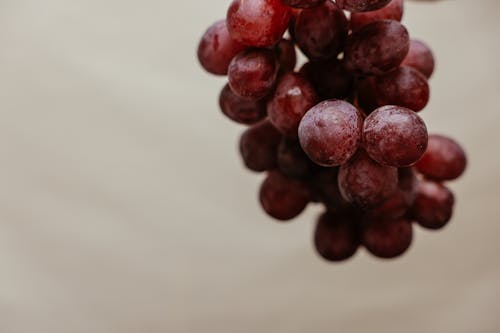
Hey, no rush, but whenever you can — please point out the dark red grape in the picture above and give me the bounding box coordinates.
[283,0,325,8]
[228,48,278,100]
[344,20,409,75]
[311,168,350,212]
[275,39,297,73]
[239,120,281,172]
[227,0,291,47]
[298,100,363,167]
[338,150,398,207]
[415,134,467,181]
[363,106,428,167]
[293,1,348,60]
[366,167,417,219]
[267,73,318,137]
[350,0,404,31]
[278,138,318,180]
[358,66,430,112]
[402,39,435,78]
[299,59,354,99]
[314,210,360,262]
[219,84,267,125]
[361,217,413,259]
[259,170,311,221]
[410,180,455,230]
[197,20,245,75]
[336,0,392,12]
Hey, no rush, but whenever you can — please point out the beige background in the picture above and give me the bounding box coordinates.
[0,0,499,332]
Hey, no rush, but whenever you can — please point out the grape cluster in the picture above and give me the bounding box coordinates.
[198,0,467,261]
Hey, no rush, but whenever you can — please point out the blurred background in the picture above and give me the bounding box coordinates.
[0,0,499,332]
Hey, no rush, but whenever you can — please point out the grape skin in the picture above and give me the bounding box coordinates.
[283,0,325,9]
[239,120,282,172]
[298,100,363,167]
[336,0,392,12]
[402,39,435,78]
[275,39,297,73]
[293,1,349,60]
[338,150,398,208]
[300,59,354,100]
[363,105,428,167]
[314,210,360,262]
[277,138,318,180]
[259,170,311,221]
[415,134,467,181]
[358,66,430,112]
[410,180,455,230]
[219,84,267,125]
[361,217,413,259]
[197,20,245,75]
[227,0,291,47]
[228,48,278,100]
[350,0,404,31]
[344,20,410,76]
[311,167,350,213]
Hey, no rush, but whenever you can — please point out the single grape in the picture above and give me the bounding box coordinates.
[277,138,318,180]
[361,217,413,259]
[336,0,392,12]
[228,48,278,100]
[338,150,398,207]
[227,0,291,47]
[366,167,417,219]
[402,39,435,78]
[363,105,428,167]
[314,210,360,262]
[197,20,245,75]
[350,0,404,31]
[311,168,350,212]
[344,20,409,75]
[283,0,325,9]
[298,100,363,167]
[415,134,467,181]
[293,1,349,60]
[358,66,430,112]
[299,59,354,99]
[267,73,318,137]
[410,180,455,230]
[275,39,297,73]
[219,84,267,125]
[259,170,311,221]
[239,120,282,172]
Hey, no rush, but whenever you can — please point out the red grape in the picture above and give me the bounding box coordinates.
[275,39,297,73]
[366,167,417,219]
[228,48,278,100]
[298,100,363,167]
[415,134,467,181]
[361,217,413,259]
[363,105,428,167]
[267,73,318,137]
[283,0,325,9]
[410,180,455,230]
[277,138,318,180]
[336,0,392,12]
[227,0,291,47]
[358,66,430,112]
[299,59,354,99]
[239,120,281,172]
[311,168,350,212]
[402,39,435,78]
[293,1,349,60]
[344,20,409,76]
[350,0,404,31]
[314,210,360,262]
[338,150,398,207]
[219,84,267,125]
[259,170,311,221]
[197,20,245,75]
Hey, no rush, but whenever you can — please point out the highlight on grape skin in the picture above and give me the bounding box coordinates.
[197,0,466,263]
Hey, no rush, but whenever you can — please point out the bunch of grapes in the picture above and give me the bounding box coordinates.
[197,0,467,261]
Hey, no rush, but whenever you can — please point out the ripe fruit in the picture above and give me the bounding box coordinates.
[198,0,466,263]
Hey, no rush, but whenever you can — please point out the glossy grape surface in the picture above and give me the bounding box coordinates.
[410,180,455,230]
[350,0,404,31]
[402,39,435,78]
[239,120,281,172]
[219,84,267,125]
